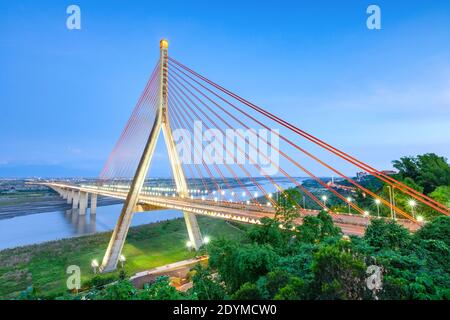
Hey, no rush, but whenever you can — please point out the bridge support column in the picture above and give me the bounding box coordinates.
[90,194,97,214]
[72,191,80,210]
[61,189,68,200]
[79,192,88,215]
[67,191,73,204]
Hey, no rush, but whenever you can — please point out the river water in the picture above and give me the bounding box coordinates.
[0,205,183,250]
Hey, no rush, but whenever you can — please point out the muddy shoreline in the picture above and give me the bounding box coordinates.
[0,196,122,220]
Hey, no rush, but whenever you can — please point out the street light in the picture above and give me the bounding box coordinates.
[91,259,99,274]
[363,210,369,217]
[119,255,126,268]
[374,198,381,217]
[203,236,210,245]
[417,215,424,223]
[346,197,352,214]
[321,195,327,206]
[408,199,417,218]
[186,241,193,250]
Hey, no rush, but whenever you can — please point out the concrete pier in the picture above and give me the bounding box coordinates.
[67,191,73,204]
[90,194,98,214]
[79,192,88,215]
[72,191,80,210]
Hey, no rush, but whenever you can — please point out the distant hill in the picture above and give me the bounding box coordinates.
[0,164,98,178]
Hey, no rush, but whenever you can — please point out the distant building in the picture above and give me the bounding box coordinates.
[356,172,368,180]
[381,170,397,175]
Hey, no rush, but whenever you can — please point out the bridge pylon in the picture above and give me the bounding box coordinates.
[100,39,203,273]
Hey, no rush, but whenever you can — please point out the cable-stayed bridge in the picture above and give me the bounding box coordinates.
[35,40,449,272]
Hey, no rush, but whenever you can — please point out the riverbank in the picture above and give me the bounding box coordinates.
[0,216,247,299]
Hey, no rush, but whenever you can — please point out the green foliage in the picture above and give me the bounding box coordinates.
[190,265,227,300]
[317,210,342,239]
[393,153,450,194]
[364,219,411,250]
[414,216,450,246]
[231,282,263,300]
[429,186,450,208]
[274,277,308,300]
[136,276,186,300]
[311,242,368,300]
[297,216,321,243]
[16,286,39,300]
[275,188,302,225]
[296,211,341,243]
[91,280,136,300]
[232,244,278,291]
[246,218,287,250]
[208,239,278,292]
[83,275,118,290]
[257,269,291,299]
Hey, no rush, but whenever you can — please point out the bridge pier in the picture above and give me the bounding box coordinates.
[90,194,97,214]
[79,192,88,215]
[67,191,73,204]
[72,191,80,210]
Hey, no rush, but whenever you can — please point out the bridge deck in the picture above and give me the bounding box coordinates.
[40,182,421,236]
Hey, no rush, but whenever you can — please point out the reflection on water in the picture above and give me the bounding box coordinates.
[0,204,183,250]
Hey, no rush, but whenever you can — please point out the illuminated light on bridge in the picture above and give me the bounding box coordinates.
[37,40,449,272]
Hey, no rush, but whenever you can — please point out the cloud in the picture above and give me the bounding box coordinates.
[67,146,83,155]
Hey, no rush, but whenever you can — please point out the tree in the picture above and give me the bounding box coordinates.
[274,277,308,300]
[317,210,342,239]
[246,217,287,251]
[231,282,263,300]
[414,216,450,247]
[393,156,420,181]
[136,276,185,300]
[232,244,279,292]
[209,239,278,292]
[364,219,411,250]
[392,153,450,194]
[190,265,226,300]
[311,243,368,300]
[92,280,136,300]
[429,186,450,208]
[257,269,291,299]
[416,153,450,194]
[296,211,341,243]
[275,188,302,226]
[296,216,321,243]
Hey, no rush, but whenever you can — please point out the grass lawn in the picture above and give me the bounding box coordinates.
[0,216,246,299]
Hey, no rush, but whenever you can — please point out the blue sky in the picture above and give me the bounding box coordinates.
[1,0,449,177]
